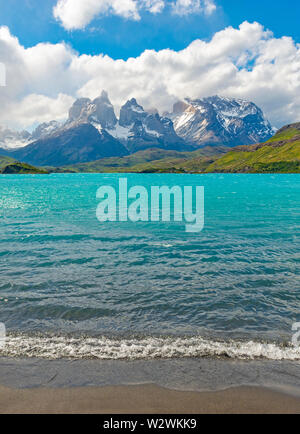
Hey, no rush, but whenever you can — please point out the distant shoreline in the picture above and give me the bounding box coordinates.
[1,171,300,175]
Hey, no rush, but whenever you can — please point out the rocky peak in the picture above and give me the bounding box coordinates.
[67,92,117,129]
[68,98,91,122]
[142,113,170,136]
[119,98,147,127]
[91,91,117,129]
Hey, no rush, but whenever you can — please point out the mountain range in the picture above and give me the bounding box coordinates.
[0,92,275,167]
[1,122,299,174]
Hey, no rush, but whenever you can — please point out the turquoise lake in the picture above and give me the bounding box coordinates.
[0,173,299,360]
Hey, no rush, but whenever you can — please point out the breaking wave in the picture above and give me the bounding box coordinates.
[1,333,300,361]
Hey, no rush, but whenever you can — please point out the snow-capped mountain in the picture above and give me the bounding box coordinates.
[167,96,275,147]
[0,126,31,150]
[53,91,185,154]
[2,92,184,166]
[0,93,276,166]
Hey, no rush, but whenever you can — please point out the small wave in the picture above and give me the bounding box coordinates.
[1,333,300,361]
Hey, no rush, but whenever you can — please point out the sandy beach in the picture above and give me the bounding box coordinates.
[0,384,300,414]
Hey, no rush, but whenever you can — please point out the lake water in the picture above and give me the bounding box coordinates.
[0,173,299,361]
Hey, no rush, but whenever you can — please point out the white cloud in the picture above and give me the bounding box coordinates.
[53,0,140,30]
[172,0,216,16]
[53,0,216,30]
[6,94,75,129]
[0,22,300,130]
[141,0,165,14]
[0,62,5,86]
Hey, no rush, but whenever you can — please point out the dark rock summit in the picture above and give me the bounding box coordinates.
[119,98,147,127]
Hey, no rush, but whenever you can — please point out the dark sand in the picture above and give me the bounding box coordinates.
[1,384,300,414]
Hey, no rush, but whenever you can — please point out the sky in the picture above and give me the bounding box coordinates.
[0,0,300,130]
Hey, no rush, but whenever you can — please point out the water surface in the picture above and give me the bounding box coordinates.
[0,173,299,360]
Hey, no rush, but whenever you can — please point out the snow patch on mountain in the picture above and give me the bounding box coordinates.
[107,124,133,140]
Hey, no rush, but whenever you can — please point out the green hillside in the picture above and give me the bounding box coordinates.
[55,146,228,173]
[0,155,48,174]
[57,146,227,173]
[0,155,16,170]
[205,123,300,173]
[124,154,217,173]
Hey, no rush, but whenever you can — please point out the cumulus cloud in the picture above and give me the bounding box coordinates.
[0,22,300,130]
[53,0,216,30]
[172,0,216,16]
[53,0,140,30]
[6,94,75,129]
[0,26,82,129]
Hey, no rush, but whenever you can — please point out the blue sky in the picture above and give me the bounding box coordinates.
[0,0,299,59]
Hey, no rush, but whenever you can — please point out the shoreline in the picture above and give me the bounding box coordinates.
[2,357,300,397]
[1,384,300,414]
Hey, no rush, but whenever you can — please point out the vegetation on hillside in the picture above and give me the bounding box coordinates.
[55,146,227,174]
[0,156,48,174]
[205,124,300,173]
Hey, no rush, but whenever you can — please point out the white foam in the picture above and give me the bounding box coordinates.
[1,334,300,361]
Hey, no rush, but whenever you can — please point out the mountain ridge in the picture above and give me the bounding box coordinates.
[0,93,275,167]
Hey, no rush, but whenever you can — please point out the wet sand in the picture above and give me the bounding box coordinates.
[1,384,300,414]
